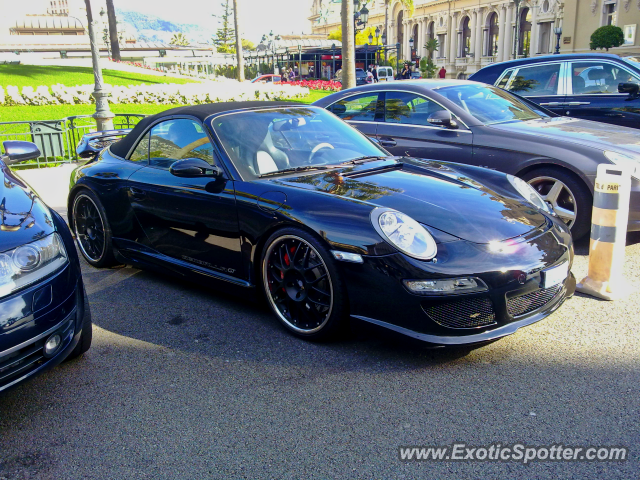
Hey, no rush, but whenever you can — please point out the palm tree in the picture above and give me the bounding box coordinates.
[170,33,190,46]
[232,0,244,81]
[105,0,121,61]
[341,0,355,89]
[384,0,414,48]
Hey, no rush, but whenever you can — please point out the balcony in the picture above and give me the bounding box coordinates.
[481,56,497,66]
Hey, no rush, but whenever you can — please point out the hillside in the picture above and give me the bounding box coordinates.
[116,9,212,44]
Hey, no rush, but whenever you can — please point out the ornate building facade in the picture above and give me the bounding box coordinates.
[309,0,640,78]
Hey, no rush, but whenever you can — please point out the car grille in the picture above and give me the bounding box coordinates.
[423,297,496,329]
[0,318,74,389]
[507,285,563,318]
[0,339,46,387]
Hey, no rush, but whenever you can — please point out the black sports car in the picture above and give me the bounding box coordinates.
[1,141,91,393]
[313,80,640,239]
[69,102,575,345]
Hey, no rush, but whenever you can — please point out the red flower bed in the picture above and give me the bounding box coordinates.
[287,80,341,92]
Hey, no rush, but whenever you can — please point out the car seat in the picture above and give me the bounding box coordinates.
[572,75,586,94]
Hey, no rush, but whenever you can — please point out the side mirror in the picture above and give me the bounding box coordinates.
[427,110,458,129]
[169,158,222,178]
[2,141,41,165]
[618,82,639,100]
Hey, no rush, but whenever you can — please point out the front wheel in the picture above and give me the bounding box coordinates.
[520,168,592,239]
[72,190,116,267]
[261,228,348,340]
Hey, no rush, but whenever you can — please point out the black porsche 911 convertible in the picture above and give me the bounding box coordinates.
[69,101,575,345]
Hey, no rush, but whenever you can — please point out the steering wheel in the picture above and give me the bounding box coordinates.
[308,143,334,163]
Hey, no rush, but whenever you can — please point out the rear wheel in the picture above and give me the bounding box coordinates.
[520,168,592,239]
[72,190,116,267]
[261,228,348,340]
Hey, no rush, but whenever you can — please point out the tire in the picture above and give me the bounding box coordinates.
[261,227,348,341]
[72,189,116,267]
[520,167,592,240]
[66,287,92,360]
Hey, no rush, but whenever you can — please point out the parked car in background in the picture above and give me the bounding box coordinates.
[376,66,394,82]
[314,80,640,239]
[251,74,282,84]
[334,68,368,85]
[469,53,640,129]
[0,141,92,393]
[410,71,422,80]
[68,102,574,346]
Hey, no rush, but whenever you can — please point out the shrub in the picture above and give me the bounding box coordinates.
[590,25,625,51]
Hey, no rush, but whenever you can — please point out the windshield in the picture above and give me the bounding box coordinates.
[436,84,548,125]
[211,107,386,178]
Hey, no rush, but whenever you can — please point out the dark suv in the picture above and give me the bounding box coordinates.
[470,53,640,129]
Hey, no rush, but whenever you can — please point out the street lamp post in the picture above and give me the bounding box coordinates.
[85,2,114,131]
[381,31,387,64]
[298,45,302,80]
[331,43,336,78]
[409,36,414,64]
[396,42,400,78]
[554,26,562,54]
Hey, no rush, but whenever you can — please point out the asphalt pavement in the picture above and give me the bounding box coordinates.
[1,166,638,479]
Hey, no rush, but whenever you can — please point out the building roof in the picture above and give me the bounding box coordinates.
[12,15,84,30]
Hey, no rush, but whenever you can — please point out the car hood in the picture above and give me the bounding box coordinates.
[490,117,640,155]
[275,160,547,244]
[0,164,56,252]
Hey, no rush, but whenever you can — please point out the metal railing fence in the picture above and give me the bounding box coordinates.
[0,114,146,168]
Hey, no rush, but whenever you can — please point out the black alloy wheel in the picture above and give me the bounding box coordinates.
[262,229,347,340]
[72,191,116,267]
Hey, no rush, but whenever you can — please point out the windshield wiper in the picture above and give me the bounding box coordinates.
[258,165,330,178]
[339,156,388,165]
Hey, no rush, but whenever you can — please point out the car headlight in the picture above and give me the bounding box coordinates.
[507,175,552,214]
[0,233,68,298]
[371,208,437,260]
[604,150,640,179]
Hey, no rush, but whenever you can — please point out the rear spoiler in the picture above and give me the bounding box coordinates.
[76,129,131,159]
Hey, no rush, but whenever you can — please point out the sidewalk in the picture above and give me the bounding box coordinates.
[17,163,78,222]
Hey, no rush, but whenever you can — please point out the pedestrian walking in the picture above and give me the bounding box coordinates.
[438,66,447,79]
[372,64,378,83]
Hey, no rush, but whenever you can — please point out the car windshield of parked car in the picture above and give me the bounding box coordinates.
[436,84,547,125]
[211,107,386,178]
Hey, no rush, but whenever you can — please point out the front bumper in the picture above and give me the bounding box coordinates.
[0,265,84,393]
[340,220,574,345]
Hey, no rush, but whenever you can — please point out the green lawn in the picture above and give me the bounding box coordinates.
[0,90,332,123]
[0,64,199,88]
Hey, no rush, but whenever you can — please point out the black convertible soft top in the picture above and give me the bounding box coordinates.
[109,101,302,158]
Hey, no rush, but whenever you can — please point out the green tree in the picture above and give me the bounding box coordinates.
[105,0,121,61]
[170,33,189,46]
[241,39,256,51]
[590,25,624,51]
[341,0,355,90]
[327,26,382,45]
[212,0,236,53]
[420,37,439,78]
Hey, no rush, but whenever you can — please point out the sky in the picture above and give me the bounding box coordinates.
[115,0,315,44]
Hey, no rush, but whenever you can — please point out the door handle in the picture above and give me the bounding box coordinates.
[539,102,562,106]
[130,187,146,200]
[379,138,397,147]
[566,102,590,106]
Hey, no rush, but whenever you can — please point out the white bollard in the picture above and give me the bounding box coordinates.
[576,164,633,300]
